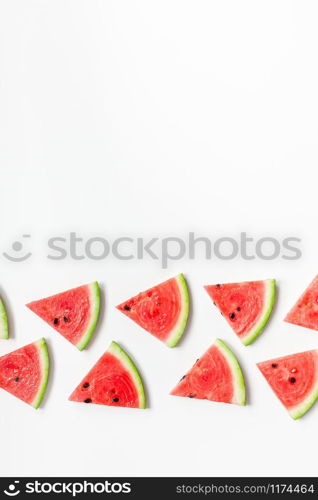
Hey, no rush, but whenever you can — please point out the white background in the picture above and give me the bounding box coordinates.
[0,0,317,477]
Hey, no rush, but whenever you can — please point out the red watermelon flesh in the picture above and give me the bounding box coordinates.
[285,275,318,332]
[69,341,146,409]
[27,282,100,350]
[0,338,49,408]
[170,339,246,405]
[205,280,276,346]
[257,349,318,419]
[116,274,189,347]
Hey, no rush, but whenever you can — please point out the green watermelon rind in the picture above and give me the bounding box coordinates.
[165,274,189,348]
[76,282,101,351]
[288,379,318,420]
[0,299,9,340]
[215,338,246,405]
[31,338,50,409]
[241,279,276,346]
[108,341,146,409]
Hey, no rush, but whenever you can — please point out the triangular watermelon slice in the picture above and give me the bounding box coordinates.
[205,279,276,346]
[69,341,146,409]
[0,298,8,339]
[170,338,246,406]
[116,274,189,347]
[0,338,49,408]
[27,282,100,350]
[257,349,318,419]
[284,275,318,332]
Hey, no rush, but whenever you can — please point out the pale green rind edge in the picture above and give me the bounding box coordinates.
[288,382,318,420]
[108,341,146,409]
[215,338,246,405]
[76,282,101,351]
[31,338,50,409]
[242,279,276,346]
[0,299,9,339]
[288,351,318,419]
[165,274,189,348]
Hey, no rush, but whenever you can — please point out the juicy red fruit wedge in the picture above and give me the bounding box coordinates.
[69,341,146,409]
[205,279,276,345]
[117,274,189,347]
[170,339,246,406]
[285,275,318,332]
[257,349,318,419]
[0,338,49,408]
[27,282,100,350]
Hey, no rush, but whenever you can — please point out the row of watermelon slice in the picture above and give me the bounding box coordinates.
[0,274,317,419]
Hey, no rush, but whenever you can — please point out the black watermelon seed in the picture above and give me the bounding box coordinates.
[229,313,236,320]
[84,398,92,403]
[53,318,59,325]
[237,307,241,311]
[14,377,19,382]
[188,394,195,398]
[180,375,186,381]
[123,305,131,311]
[289,377,296,384]
[63,316,70,322]
[113,397,120,403]
[216,284,221,288]
[271,363,278,368]
[213,301,216,306]
[83,382,90,389]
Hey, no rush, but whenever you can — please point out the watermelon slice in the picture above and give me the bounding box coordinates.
[205,279,276,346]
[0,338,49,408]
[0,298,9,339]
[285,275,318,332]
[116,274,189,347]
[69,341,146,409]
[257,349,318,419]
[27,282,100,350]
[170,338,246,405]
